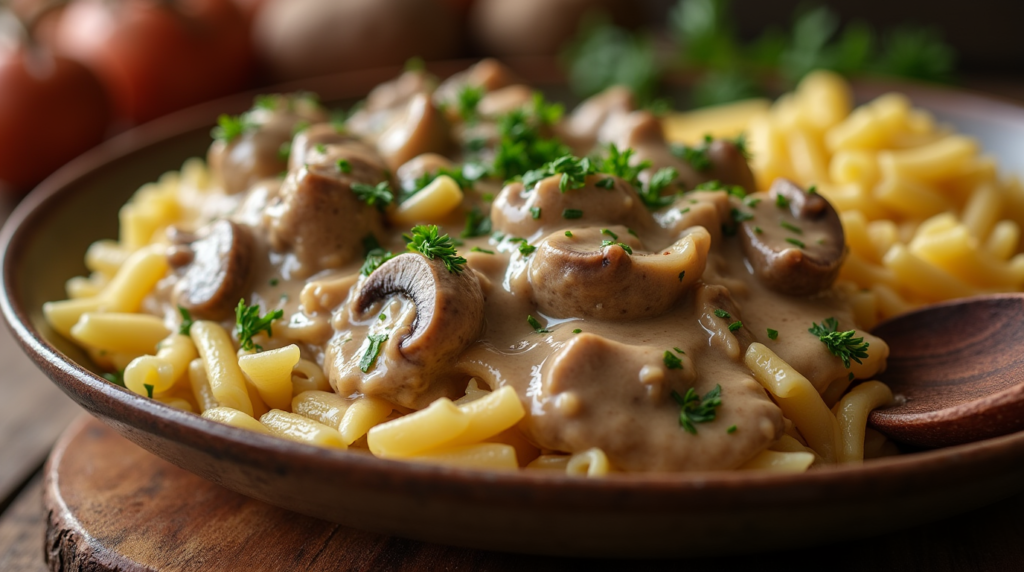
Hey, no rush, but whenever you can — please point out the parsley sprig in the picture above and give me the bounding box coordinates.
[491,95,569,181]
[235,300,284,352]
[405,225,467,274]
[361,249,395,276]
[638,167,678,209]
[456,85,485,122]
[359,334,388,373]
[352,181,394,211]
[523,154,596,191]
[809,317,869,369]
[671,384,723,435]
[212,113,253,142]
[461,207,492,238]
[177,306,194,336]
[598,144,649,188]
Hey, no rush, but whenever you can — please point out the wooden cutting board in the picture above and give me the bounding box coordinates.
[43,416,1024,571]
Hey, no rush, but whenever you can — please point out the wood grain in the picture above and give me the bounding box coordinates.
[0,475,47,572]
[39,415,1024,572]
[0,196,79,511]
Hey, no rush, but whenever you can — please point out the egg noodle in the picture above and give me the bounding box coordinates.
[43,62,1004,476]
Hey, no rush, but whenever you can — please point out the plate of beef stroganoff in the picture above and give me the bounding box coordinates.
[4,59,1024,557]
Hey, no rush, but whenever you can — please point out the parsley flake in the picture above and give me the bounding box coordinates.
[728,321,743,332]
[531,207,542,219]
[767,328,779,340]
[714,309,731,318]
[562,208,584,219]
[785,237,806,248]
[360,249,395,276]
[780,221,803,234]
[527,315,550,333]
[337,159,352,173]
[461,207,492,238]
[471,247,494,254]
[359,334,388,373]
[235,300,284,352]
[351,181,394,211]
[405,225,467,274]
[663,350,683,370]
[809,317,870,369]
[671,385,723,435]
[177,306,194,336]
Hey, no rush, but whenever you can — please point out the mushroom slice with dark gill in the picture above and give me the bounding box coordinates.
[171,220,255,320]
[331,253,486,409]
[738,178,847,295]
[527,226,711,320]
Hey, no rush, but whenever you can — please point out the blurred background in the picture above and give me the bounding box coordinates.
[0,0,1021,196]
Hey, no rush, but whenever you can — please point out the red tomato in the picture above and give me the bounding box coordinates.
[55,0,253,124]
[0,45,109,192]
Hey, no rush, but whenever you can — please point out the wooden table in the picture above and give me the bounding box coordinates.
[4,78,1024,570]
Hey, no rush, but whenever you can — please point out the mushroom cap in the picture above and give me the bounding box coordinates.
[172,220,255,320]
[738,178,847,296]
[376,92,453,171]
[527,225,711,320]
[335,253,486,409]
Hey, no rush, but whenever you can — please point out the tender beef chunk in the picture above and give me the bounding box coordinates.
[207,94,328,195]
[265,142,389,277]
[738,179,847,295]
[346,69,435,140]
[171,220,255,320]
[376,92,452,171]
[559,85,635,154]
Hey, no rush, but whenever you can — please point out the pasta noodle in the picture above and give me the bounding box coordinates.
[190,321,254,417]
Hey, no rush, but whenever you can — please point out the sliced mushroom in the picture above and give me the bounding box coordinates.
[287,122,353,172]
[491,174,655,239]
[738,178,847,295]
[560,85,635,153]
[265,164,386,278]
[207,93,328,195]
[171,220,255,320]
[694,283,755,360]
[332,253,486,408]
[699,139,758,194]
[656,190,732,246]
[376,92,452,171]
[527,225,711,320]
[346,69,435,140]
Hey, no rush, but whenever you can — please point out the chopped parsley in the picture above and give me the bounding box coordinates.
[211,113,252,142]
[694,179,746,197]
[785,237,806,248]
[670,134,714,171]
[775,194,790,208]
[572,328,582,334]
[378,313,387,321]
[674,347,685,354]
[461,207,492,238]
[809,317,870,369]
[565,230,573,237]
[728,321,743,332]
[360,249,395,276]
[405,225,466,274]
[144,384,154,398]
[601,240,633,254]
[362,234,382,254]
[470,247,494,254]
[767,328,779,340]
[663,350,683,370]
[743,196,762,208]
[639,167,678,209]
[627,228,639,237]
[601,228,618,240]
[671,384,723,435]
[596,177,615,189]
[491,96,569,181]
[714,309,731,319]
[523,154,596,192]
[177,306,194,336]
[235,300,284,352]
[754,226,763,234]
[780,221,803,234]
[277,141,291,161]
[562,208,584,219]
[456,84,485,122]
[527,315,550,333]
[731,208,754,222]
[598,144,648,188]
[508,237,537,256]
[531,207,542,219]
[337,159,352,173]
[359,334,388,373]
[351,181,394,211]
[808,185,818,194]
[727,425,738,434]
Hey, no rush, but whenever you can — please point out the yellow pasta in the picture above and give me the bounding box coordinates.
[339,397,394,445]
[292,390,351,429]
[408,443,518,471]
[70,313,169,355]
[291,358,331,395]
[566,448,611,477]
[260,409,347,449]
[157,396,194,412]
[444,386,525,448]
[97,245,169,313]
[877,135,978,181]
[190,321,253,417]
[85,240,130,276]
[367,398,469,458]
[526,454,571,471]
[202,406,270,434]
[238,344,300,411]
[744,343,841,463]
[43,297,103,338]
[188,358,219,413]
[834,381,894,463]
[740,450,815,472]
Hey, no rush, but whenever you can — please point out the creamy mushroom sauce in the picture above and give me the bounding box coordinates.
[150,60,889,472]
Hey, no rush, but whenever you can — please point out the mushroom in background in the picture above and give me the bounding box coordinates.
[469,0,634,58]
[254,0,463,82]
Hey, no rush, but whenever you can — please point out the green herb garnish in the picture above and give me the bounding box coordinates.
[598,144,648,189]
[360,249,395,276]
[775,194,790,208]
[102,371,125,387]
[565,230,573,237]
[601,240,633,254]
[359,334,388,373]
[780,221,803,234]
[523,154,596,192]
[671,384,723,435]
[727,425,738,434]
[461,207,492,238]
[767,328,779,340]
[728,321,743,332]
[235,300,284,352]
[531,207,542,219]
[809,317,870,369]
[177,306,194,336]
[601,228,619,240]
[563,208,584,219]
[664,350,683,370]
[572,328,582,334]
[212,113,252,142]
[405,225,466,274]
[351,181,394,211]
[671,134,713,171]
[337,159,352,173]
[785,237,806,248]
[714,309,731,319]
[456,84,485,122]
[639,167,678,209]
[471,247,494,254]
[527,315,550,333]
[596,177,615,189]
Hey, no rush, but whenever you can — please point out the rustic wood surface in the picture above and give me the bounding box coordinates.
[30,416,1024,572]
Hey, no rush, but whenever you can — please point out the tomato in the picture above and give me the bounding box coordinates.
[55,0,253,124]
[0,44,109,192]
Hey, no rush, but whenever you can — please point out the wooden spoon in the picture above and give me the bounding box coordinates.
[868,293,1024,448]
